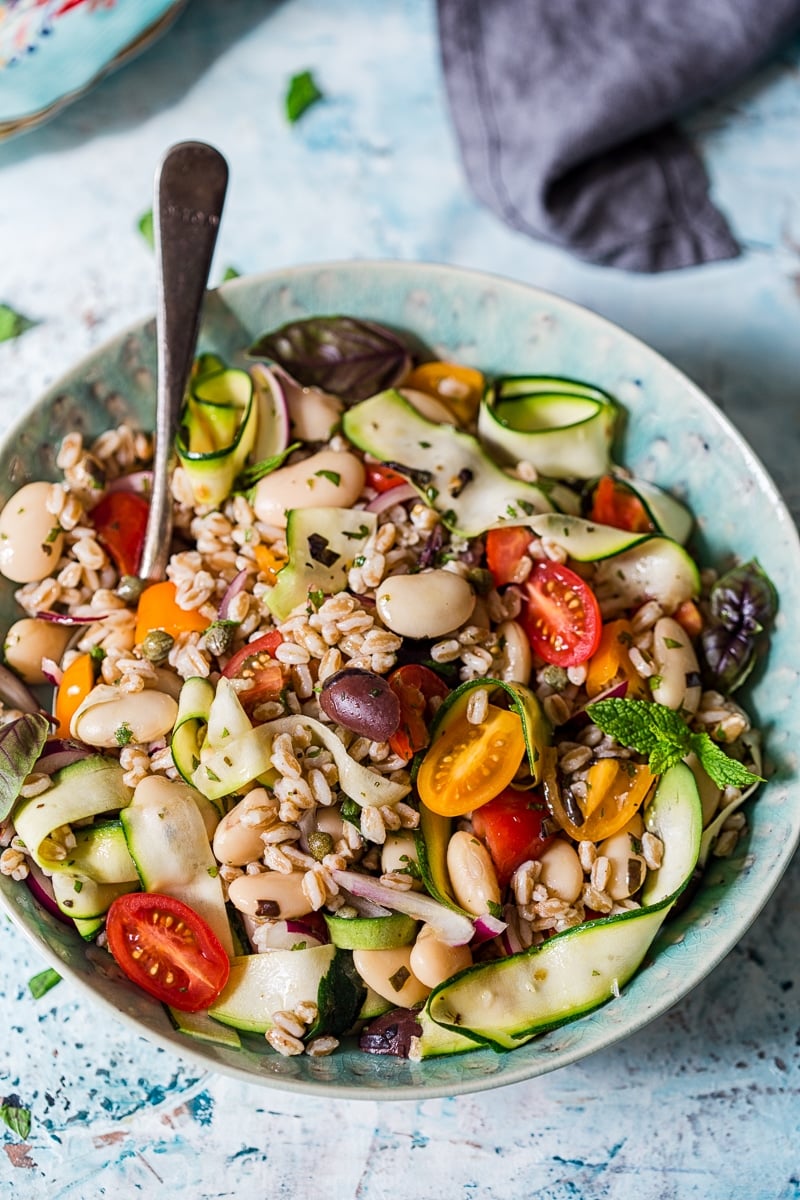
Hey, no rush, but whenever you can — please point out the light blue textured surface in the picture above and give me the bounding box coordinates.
[1,1,799,1194]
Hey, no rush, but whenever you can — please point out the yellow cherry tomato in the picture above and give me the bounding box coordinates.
[585,619,648,700]
[416,704,527,817]
[403,362,485,425]
[542,747,654,843]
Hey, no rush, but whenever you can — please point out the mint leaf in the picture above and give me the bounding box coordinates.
[690,732,764,789]
[285,70,323,123]
[28,967,61,999]
[0,1100,31,1139]
[648,740,684,776]
[588,698,690,758]
[0,303,36,343]
[138,209,154,250]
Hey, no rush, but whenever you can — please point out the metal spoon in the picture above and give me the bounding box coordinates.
[137,141,229,583]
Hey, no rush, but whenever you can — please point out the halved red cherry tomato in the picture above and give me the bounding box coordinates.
[589,476,654,534]
[485,526,533,588]
[105,892,230,1012]
[222,630,285,708]
[471,787,555,887]
[387,663,450,760]
[417,704,527,817]
[365,463,409,494]
[521,561,602,667]
[90,491,150,576]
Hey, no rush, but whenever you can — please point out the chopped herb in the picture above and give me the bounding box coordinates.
[0,1100,31,1140]
[388,965,411,992]
[137,209,155,250]
[647,675,664,692]
[440,509,457,525]
[506,505,518,518]
[353,555,366,567]
[617,630,634,647]
[307,533,340,567]
[207,865,219,878]
[425,486,439,504]
[237,442,300,489]
[285,69,324,123]
[342,524,370,540]
[518,499,535,516]
[315,469,341,486]
[397,854,422,881]
[28,967,62,999]
[290,941,308,951]
[339,796,362,828]
[0,303,36,343]
[663,637,684,650]
[308,589,325,610]
[45,525,62,544]
[487,900,503,919]
[222,266,241,281]
[221,728,230,739]
[205,768,221,783]
[419,440,431,449]
[73,879,83,893]
[114,722,133,747]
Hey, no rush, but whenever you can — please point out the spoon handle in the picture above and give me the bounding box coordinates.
[138,141,229,582]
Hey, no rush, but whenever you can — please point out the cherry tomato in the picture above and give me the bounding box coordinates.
[54,651,96,737]
[90,491,150,577]
[222,630,285,708]
[589,476,654,534]
[365,463,409,494]
[403,362,485,424]
[105,892,230,1012]
[541,747,654,843]
[521,561,602,667]
[417,704,527,817]
[387,664,450,760]
[485,526,533,588]
[471,787,555,887]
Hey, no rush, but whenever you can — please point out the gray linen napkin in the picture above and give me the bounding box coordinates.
[437,0,800,271]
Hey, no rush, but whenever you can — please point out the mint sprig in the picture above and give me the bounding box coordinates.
[588,698,762,790]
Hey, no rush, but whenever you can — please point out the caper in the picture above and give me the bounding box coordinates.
[141,629,175,663]
[307,831,334,862]
[204,621,236,657]
[117,574,146,604]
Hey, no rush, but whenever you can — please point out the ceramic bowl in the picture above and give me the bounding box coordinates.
[1,261,798,1100]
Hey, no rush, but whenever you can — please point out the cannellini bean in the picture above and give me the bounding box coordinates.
[3,618,72,684]
[376,570,476,639]
[252,450,365,528]
[227,870,312,919]
[381,831,419,876]
[398,388,456,426]
[598,828,648,901]
[314,807,347,841]
[446,830,501,916]
[0,481,64,583]
[649,616,702,714]
[352,945,430,1007]
[213,792,272,866]
[70,683,178,747]
[286,387,343,443]
[409,923,472,989]
[537,838,584,904]
[494,619,532,684]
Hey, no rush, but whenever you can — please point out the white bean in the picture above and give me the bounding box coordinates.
[70,683,178,747]
[227,870,312,919]
[213,793,272,866]
[376,570,476,639]
[252,450,365,529]
[3,617,72,684]
[494,619,532,684]
[649,616,702,714]
[381,831,419,876]
[286,387,343,443]
[398,388,457,426]
[0,481,64,583]
[537,839,584,904]
[446,830,501,916]
[598,829,648,900]
[352,945,430,1007]
[409,923,472,989]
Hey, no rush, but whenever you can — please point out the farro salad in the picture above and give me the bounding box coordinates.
[0,315,774,1060]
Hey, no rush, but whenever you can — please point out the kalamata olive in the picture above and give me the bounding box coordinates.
[359,1007,423,1057]
[319,668,401,741]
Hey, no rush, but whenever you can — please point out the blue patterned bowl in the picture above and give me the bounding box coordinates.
[1,261,797,1099]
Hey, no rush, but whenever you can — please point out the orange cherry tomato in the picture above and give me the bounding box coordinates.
[105,892,230,1012]
[134,580,209,645]
[54,652,96,737]
[589,476,654,534]
[403,361,485,424]
[585,619,648,700]
[417,704,527,817]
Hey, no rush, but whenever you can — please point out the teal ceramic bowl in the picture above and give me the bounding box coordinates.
[1,261,798,1099]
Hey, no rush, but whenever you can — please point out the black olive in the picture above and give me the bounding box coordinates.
[319,668,401,742]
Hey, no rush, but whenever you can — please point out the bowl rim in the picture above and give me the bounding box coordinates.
[2,257,798,1100]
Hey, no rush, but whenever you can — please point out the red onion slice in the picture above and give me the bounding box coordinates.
[218,569,249,621]
[331,869,474,945]
[567,679,629,730]
[36,739,93,775]
[35,610,109,626]
[25,863,72,925]
[107,470,153,494]
[41,658,63,688]
[365,483,418,513]
[471,911,508,944]
[250,364,291,459]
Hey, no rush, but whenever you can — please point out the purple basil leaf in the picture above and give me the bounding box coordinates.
[0,712,50,821]
[701,560,777,692]
[248,316,413,402]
